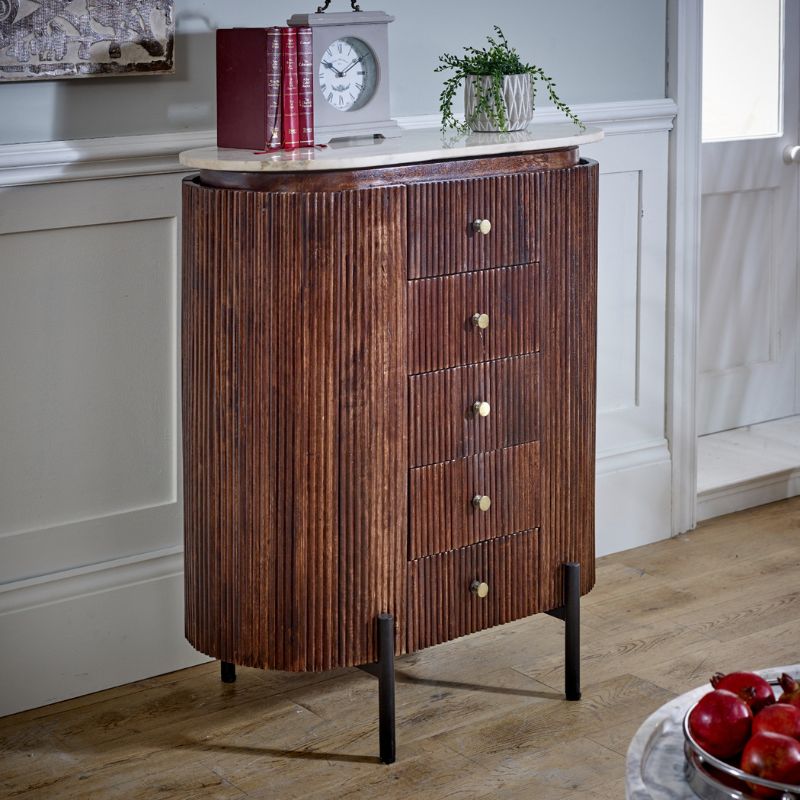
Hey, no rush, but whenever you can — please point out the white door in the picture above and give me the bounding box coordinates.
[698,0,800,435]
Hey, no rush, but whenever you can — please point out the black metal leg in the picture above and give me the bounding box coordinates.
[221,660,236,683]
[564,562,581,701]
[377,613,396,764]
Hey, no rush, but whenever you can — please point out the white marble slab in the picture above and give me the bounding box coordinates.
[626,665,799,800]
[179,123,603,173]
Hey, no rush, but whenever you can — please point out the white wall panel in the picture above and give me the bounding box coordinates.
[583,130,670,460]
[583,128,672,557]
[0,173,204,717]
[596,170,642,415]
[0,176,184,588]
[0,219,176,539]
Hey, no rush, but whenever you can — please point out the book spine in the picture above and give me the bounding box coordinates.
[296,27,314,147]
[280,27,300,150]
[266,27,282,149]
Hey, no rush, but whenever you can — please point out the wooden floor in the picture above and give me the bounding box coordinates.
[3,499,800,799]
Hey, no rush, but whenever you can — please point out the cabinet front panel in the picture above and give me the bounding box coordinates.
[410,354,539,468]
[409,442,540,560]
[406,529,539,652]
[407,174,538,279]
[408,264,540,375]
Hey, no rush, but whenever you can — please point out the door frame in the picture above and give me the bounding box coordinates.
[666,0,703,535]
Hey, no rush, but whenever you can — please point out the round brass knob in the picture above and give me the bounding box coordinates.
[471,313,490,329]
[472,400,491,417]
[472,494,492,512]
[472,218,492,235]
[470,580,489,598]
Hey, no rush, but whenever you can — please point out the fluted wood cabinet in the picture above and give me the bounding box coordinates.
[181,140,598,759]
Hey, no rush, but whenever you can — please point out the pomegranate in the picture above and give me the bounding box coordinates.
[688,689,752,758]
[778,674,800,708]
[711,671,775,714]
[740,732,800,798]
[753,704,800,740]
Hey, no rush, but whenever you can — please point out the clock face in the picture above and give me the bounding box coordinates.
[318,37,378,112]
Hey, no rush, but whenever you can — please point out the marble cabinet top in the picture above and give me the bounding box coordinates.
[179,123,603,173]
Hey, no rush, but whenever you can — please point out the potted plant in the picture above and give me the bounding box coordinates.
[436,26,583,134]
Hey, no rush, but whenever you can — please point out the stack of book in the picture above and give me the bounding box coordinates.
[216,26,314,151]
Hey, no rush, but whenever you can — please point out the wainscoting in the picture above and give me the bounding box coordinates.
[0,98,677,715]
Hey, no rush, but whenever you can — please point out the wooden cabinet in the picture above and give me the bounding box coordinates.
[181,144,598,760]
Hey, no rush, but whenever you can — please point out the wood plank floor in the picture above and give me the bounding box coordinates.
[2,498,800,799]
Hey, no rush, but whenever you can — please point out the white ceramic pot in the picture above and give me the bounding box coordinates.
[464,73,533,133]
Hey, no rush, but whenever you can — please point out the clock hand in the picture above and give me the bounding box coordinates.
[321,59,345,78]
[342,55,364,75]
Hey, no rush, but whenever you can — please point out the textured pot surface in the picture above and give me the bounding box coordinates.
[465,73,533,132]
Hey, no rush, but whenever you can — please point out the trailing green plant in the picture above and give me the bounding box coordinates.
[435,26,583,134]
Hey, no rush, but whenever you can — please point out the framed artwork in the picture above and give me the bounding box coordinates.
[0,0,174,81]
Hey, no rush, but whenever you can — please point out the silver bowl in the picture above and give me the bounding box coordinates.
[683,681,800,800]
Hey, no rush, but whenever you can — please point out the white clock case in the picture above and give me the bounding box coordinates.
[288,10,401,143]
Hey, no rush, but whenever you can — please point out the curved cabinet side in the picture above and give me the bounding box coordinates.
[537,161,599,609]
[182,179,407,671]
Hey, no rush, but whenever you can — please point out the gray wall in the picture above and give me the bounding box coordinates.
[0,0,666,145]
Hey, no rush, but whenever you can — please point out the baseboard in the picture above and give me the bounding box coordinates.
[0,547,210,717]
[0,98,677,187]
[0,561,209,717]
[595,441,673,557]
[697,469,800,523]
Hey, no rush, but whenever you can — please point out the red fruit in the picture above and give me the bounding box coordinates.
[778,673,800,708]
[753,703,800,740]
[740,732,800,798]
[688,689,752,758]
[711,671,775,714]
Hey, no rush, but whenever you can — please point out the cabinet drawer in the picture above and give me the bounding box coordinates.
[406,529,539,652]
[410,353,539,468]
[410,442,540,560]
[408,264,540,374]
[407,174,537,279]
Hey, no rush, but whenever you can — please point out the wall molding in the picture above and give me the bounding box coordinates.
[0,130,217,187]
[665,0,703,536]
[596,440,671,475]
[0,546,183,615]
[396,99,676,134]
[0,98,677,188]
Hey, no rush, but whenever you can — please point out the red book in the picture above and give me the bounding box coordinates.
[296,27,314,147]
[280,27,300,150]
[266,27,283,149]
[216,28,280,150]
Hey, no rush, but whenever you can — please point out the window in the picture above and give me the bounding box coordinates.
[702,0,783,142]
